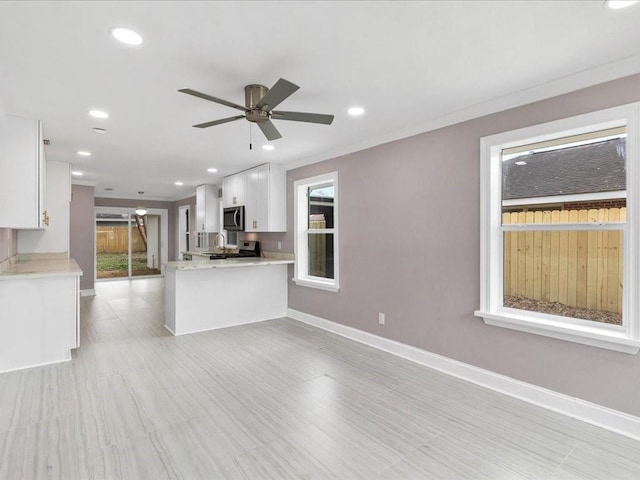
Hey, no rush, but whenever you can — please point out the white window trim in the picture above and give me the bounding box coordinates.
[293,172,339,292]
[475,103,640,354]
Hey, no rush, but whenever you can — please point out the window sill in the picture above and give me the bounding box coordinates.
[293,277,339,292]
[474,310,640,354]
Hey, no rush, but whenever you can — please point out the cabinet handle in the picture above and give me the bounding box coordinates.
[42,210,50,226]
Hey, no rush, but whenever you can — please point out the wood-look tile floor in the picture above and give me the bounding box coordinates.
[1,278,639,479]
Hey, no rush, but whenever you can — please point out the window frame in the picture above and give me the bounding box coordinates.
[475,103,640,354]
[293,171,339,292]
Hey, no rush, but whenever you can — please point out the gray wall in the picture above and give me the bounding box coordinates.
[70,185,95,291]
[0,228,17,262]
[274,73,640,417]
[95,197,178,261]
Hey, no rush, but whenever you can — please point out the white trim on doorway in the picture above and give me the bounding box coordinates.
[94,206,169,280]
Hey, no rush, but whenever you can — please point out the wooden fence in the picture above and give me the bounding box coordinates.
[503,207,624,313]
[96,226,146,254]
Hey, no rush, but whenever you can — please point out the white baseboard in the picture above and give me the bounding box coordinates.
[80,289,96,297]
[287,308,640,441]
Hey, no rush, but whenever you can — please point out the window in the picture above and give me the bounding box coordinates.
[294,172,339,291]
[476,103,640,354]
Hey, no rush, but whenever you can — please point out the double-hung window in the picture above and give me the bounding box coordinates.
[294,172,339,291]
[476,103,640,353]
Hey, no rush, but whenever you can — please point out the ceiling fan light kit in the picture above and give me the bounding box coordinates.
[179,78,334,141]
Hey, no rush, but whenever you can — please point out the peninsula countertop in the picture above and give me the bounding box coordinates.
[165,257,294,271]
[0,253,83,280]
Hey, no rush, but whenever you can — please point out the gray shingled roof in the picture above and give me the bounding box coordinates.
[502,138,626,200]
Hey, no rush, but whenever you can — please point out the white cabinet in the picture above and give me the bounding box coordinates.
[244,163,286,232]
[18,161,70,254]
[0,115,47,229]
[222,173,246,207]
[0,264,81,373]
[196,184,219,232]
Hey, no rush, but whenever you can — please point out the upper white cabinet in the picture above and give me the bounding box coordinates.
[222,173,246,208]
[18,161,71,254]
[244,163,286,233]
[0,115,47,229]
[196,184,219,232]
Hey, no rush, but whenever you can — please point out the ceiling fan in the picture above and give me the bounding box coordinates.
[179,78,334,141]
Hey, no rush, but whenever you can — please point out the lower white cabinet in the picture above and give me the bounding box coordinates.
[0,273,80,373]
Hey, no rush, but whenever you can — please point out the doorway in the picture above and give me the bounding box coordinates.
[95,207,168,280]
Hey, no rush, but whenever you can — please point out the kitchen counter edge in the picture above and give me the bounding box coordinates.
[0,254,83,280]
[165,258,294,271]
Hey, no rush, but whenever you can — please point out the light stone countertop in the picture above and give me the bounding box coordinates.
[0,253,83,280]
[165,257,294,271]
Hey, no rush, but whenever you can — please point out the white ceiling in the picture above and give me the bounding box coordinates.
[2,1,640,201]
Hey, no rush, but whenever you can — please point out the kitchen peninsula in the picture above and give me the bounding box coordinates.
[164,256,293,335]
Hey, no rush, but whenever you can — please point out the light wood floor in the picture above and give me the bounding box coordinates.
[1,277,639,479]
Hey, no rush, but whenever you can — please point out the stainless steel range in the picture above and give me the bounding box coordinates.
[207,240,260,260]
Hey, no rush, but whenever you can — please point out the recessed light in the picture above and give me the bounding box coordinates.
[71,171,83,176]
[93,127,107,133]
[77,151,91,157]
[262,144,275,151]
[175,181,184,186]
[605,0,639,9]
[104,187,114,191]
[515,161,527,166]
[207,168,218,173]
[110,27,143,45]
[89,110,109,119]
[347,106,365,116]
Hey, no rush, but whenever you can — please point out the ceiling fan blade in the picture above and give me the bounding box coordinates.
[179,88,247,112]
[193,115,245,128]
[256,78,299,111]
[257,120,282,141]
[271,111,334,125]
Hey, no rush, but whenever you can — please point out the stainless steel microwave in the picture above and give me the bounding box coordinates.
[223,206,244,231]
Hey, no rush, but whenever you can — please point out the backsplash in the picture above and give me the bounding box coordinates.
[0,228,17,262]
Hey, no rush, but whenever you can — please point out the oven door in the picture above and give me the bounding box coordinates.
[223,206,244,231]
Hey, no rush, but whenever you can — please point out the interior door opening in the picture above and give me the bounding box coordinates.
[95,207,168,280]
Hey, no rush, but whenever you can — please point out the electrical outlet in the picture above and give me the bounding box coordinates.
[278,241,282,250]
[378,312,385,325]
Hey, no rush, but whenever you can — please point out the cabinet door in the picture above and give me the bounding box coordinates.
[196,185,206,232]
[196,184,219,232]
[0,116,45,228]
[223,174,246,207]
[244,166,261,232]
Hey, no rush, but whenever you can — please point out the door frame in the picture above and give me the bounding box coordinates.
[94,206,169,281]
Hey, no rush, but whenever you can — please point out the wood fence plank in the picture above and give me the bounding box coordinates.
[510,212,518,296]
[517,212,527,296]
[541,210,551,302]
[596,209,608,311]
[567,210,579,307]
[558,210,569,305]
[607,208,620,313]
[503,213,511,296]
[533,211,543,300]
[525,211,535,299]
[549,210,560,303]
[586,209,599,310]
[576,210,589,308]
